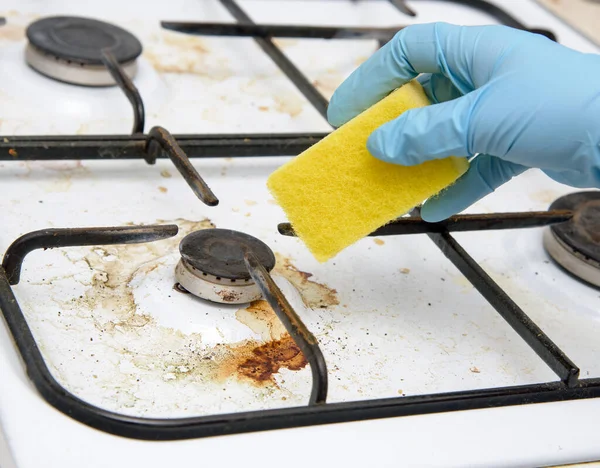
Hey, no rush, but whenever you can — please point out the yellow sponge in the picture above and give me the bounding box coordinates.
[267,80,469,263]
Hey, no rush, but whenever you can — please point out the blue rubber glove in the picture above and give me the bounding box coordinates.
[327,23,600,222]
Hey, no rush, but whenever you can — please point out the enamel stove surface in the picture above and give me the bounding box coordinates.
[0,2,600,468]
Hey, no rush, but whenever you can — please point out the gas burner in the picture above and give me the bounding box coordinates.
[544,191,600,288]
[25,16,142,86]
[175,229,276,304]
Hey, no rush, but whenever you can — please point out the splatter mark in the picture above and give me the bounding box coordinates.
[274,94,304,118]
[274,254,339,309]
[236,300,286,341]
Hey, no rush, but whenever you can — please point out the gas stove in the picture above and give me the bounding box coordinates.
[1,1,599,467]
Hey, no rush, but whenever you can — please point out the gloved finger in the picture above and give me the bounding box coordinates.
[367,90,483,165]
[420,154,528,222]
[327,22,483,127]
[417,73,463,104]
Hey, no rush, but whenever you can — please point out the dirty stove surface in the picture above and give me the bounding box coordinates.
[1,1,600,468]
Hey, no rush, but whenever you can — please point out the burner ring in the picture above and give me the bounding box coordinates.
[26,16,142,66]
[544,191,600,287]
[179,229,276,281]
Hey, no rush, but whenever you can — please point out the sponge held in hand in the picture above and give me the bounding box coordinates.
[267,80,469,263]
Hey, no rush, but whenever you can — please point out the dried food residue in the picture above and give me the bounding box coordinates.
[158,186,168,193]
[373,238,385,246]
[143,32,232,80]
[273,254,339,308]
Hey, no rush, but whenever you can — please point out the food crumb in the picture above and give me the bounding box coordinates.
[244,199,257,206]
[8,148,18,157]
[267,199,278,205]
[232,207,240,213]
[397,389,404,395]
[245,212,251,217]
[470,367,480,373]
[373,238,385,246]
[258,106,269,112]
[400,268,410,274]
[160,169,172,178]
[158,186,168,193]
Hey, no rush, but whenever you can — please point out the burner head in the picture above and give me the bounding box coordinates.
[544,191,600,288]
[25,16,142,86]
[175,229,276,304]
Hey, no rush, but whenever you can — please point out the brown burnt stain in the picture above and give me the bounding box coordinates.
[235,335,307,383]
[373,238,385,246]
[8,148,18,157]
[64,218,214,330]
[273,254,339,309]
[158,186,168,193]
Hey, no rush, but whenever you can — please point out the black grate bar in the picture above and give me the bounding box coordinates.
[161,21,400,41]
[2,224,179,285]
[218,0,330,119]
[100,50,145,135]
[0,133,327,160]
[399,0,556,41]
[145,126,219,206]
[425,228,580,386]
[389,0,417,17]
[244,252,328,405]
[278,210,574,237]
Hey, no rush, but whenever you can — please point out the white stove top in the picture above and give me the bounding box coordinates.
[1,1,599,467]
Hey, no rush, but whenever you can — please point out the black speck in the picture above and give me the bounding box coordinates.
[428,303,432,306]
[38,200,43,203]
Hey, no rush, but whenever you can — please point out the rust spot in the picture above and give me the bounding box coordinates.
[236,335,307,383]
[8,148,18,157]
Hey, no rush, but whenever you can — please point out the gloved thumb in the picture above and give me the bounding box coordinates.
[366,90,483,165]
[420,154,528,222]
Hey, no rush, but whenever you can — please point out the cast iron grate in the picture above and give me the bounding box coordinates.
[1,0,598,442]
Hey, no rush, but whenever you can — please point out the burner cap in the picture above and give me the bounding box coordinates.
[179,229,276,281]
[26,16,142,65]
[25,16,142,86]
[544,191,600,287]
